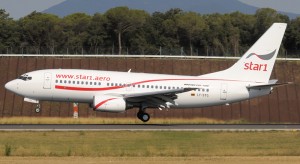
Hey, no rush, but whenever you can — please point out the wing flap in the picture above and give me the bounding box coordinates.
[122,87,197,98]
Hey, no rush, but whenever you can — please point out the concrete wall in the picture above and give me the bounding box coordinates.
[0,57,299,123]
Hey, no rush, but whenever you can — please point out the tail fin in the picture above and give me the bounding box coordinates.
[201,23,287,83]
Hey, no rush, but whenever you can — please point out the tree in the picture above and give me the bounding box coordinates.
[105,7,149,55]
[177,12,206,55]
[229,12,255,54]
[62,13,92,54]
[87,13,108,54]
[0,9,20,53]
[254,8,289,37]
[203,14,227,56]
[285,17,300,55]
[19,11,62,54]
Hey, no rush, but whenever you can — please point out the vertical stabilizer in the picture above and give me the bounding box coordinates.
[201,23,287,83]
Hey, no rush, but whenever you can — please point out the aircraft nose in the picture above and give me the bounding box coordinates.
[5,80,18,93]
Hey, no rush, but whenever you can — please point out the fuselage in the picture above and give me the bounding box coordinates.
[5,69,271,109]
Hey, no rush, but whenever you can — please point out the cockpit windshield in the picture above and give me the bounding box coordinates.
[18,74,32,81]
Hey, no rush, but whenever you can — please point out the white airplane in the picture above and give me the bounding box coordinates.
[5,23,288,122]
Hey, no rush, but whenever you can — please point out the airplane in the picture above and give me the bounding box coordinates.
[5,23,288,122]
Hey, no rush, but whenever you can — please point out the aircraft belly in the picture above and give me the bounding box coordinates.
[174,85,249,108]
[51,90,93,103]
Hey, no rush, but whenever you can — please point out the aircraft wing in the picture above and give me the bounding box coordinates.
[106,87,197,109]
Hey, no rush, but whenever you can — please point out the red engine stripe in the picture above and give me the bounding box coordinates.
[94,98,117,109]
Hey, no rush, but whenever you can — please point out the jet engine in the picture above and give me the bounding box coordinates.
[93,95,128,112]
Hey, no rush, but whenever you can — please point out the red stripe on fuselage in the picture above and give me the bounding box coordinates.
[55,78,264,92]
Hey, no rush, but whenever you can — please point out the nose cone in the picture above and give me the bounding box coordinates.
[5,80,18,93]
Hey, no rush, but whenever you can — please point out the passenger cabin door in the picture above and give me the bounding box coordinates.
[220,83,228,100]
[43,72,52,89]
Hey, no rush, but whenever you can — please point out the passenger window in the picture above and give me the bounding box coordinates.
[90,82,93,85]
[64,80,67,83]
[98,82,101,86]
[73,81,75,84]
[60,80,62,83]
[147,85,149,88]
[81,81,84,85]
[142,85,145,88]
[77,81,79,85]
[94,82,97,85]
[138,85,140,88]
[86,81,88,85]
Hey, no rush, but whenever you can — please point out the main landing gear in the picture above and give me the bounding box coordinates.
[137,107,150,122]
[35,104,41,113]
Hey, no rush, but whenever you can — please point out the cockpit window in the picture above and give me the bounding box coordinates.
[18,74,32,81]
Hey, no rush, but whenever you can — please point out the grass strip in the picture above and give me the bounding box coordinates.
[2,156,300,164]
[0,131,300,157]
[0,117,249,124]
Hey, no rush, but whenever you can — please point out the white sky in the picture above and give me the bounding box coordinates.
[0,0,299,19]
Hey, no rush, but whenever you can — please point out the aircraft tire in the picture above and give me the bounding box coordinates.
[137,111,150,122]
[35,108,40,113]
[140,113,150,122]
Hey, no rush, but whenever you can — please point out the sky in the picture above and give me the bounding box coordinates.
[0,0,64,19]
[239,0,300,14]
[0,0,300,19]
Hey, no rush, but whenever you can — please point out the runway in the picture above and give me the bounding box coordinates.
[0,124,300,131]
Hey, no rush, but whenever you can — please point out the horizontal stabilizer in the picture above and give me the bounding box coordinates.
[247,80,292,89]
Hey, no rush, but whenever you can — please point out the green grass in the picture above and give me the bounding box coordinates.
[0,117,249,124]
[0,131,300,157]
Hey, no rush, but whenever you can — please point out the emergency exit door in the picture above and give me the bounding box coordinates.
[43,72,52,89]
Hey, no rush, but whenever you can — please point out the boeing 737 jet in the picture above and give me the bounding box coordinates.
[5,23,287,122]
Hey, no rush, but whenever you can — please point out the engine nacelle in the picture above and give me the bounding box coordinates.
[93,95,127,112]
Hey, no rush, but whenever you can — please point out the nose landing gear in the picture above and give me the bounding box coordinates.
[35,104,41,113]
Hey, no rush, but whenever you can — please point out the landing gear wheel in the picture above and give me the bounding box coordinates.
[137,111,143,118]
[35,104,41,113]
[137,111,150,122]
[141,113,150,122]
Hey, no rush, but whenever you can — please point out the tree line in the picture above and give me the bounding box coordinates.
[0,7,300,57]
